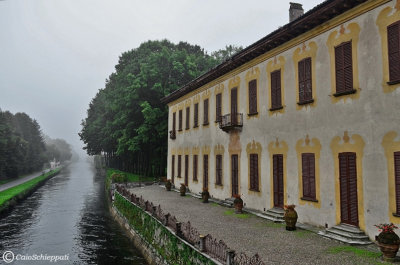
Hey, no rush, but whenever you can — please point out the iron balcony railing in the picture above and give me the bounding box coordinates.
[169,130,176,139]
[219,113,243,132]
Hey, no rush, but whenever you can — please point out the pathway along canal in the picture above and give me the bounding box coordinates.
[0,160,147,265]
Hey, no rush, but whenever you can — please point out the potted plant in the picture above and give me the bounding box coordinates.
[233,194,243,213]
[180,183,186,196]
[284,205,298,231]
[201,188,210,203]
[375,223,400,262]
[165,179,172,191]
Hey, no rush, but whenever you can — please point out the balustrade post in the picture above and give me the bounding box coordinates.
[199,235,206,252]
[164,213,170,226]
[152,206,157,216]
[176,222,183,238]
[227,250,235,265]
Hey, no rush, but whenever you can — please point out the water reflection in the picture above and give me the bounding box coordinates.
[0,161,147,265]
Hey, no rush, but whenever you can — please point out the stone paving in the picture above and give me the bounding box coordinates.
[128,185,388,265]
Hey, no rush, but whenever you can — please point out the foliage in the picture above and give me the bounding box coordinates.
[43,136,72,163]
[223,209,250,219]
[326,246,381,259]
[0,169,60,207]
[79,40,241,176]
[211,45,243,63]
[375,223,400,244]
[114,192,215,265]
[0,110,47,179]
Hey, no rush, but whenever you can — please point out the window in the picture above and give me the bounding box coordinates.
[216,155,222,185]
[334,41,354,95]
[248,79,258,115]
[203,155,208,189]
[270,70,282,110]
[193,155,198,181]
[301,153,316,201]
[216,93,222,122]
[185,107,190,130]
[178,155,181,178]
[388,21,400,84]
[171,155,175,183]
[249,154,259,191]
[298,57,313,104]
[172,112,176,132]
[194,103,199,128]
[185,155,189,186]
[203,99,209,125]
[178,110,183,131]
[395,152,400,215]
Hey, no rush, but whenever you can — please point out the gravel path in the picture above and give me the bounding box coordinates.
[128,185,385,265]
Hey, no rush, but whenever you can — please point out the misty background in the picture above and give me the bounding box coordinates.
[0,0,323,154]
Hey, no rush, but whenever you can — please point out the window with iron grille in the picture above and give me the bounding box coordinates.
[270,70,282,110]
[298,57,313,104]
[249,154,259,191]
[216,93,222,122]
[301,153,316,201]
[388,21,400,84]
[248,79,257,115]
[193,155,198,181]
[334,41,354,95]
[216,155,223,185]
[203,99,209,125]
[185,107,190,130]
[194,103,199,128]
[178,155,181,178]
[178,109,183,131]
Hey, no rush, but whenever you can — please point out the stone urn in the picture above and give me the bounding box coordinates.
[201,189,210,203]
[165,180,172,191]
[374,223,400,262]
[284,205,298,231]
[233,195,243,214]
[180,184,186,196]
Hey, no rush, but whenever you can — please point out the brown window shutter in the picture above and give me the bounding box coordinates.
[203,155,208,189]
[271,70,282,109]
[216,93,222,122]
[172,112,176,131]
[171,155,175,183]
[185,155,189,185]
[203,99,209,125]
[178,110,183,131]
[194,103,198,128]
[250,154,259,191]
[216,155,222,185]
[298,59,305,102]
[185,107,190,129]
[248,80,257,114]
[347,153,358,225]
[388,22,400,83]
[335,41,353,93]
[178,155,181,178]
[299,57,312,102]
[339,152,358,226]
[273,155,278,204]
[193,155,198,181]
[395,152,400,215]
[302,153,315,200]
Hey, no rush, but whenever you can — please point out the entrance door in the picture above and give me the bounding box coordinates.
[231,87,238,125]
[339,152,359,226]
[273,154,284,208]
[203,155,208,190]
[231,154,239,196]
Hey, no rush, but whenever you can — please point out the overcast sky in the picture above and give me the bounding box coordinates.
[0,0,323,153]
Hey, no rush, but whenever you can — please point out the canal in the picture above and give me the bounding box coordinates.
[0,160,147,264]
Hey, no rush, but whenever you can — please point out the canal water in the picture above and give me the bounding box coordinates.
[0,160,147,264]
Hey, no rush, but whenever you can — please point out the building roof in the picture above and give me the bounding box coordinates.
[161,0,369,104]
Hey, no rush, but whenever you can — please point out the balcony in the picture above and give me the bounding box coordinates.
[219,113,243,132]
[169,130,176,139]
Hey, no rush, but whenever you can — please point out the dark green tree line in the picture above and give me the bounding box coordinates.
[79,40,242,177]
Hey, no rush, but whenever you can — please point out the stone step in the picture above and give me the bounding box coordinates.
[318,224,372,245]
[263,208,285,223]
[318,230,373,245]
[268,207,285,215]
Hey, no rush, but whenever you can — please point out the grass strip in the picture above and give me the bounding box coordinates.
[0,168,60,207]
[327,245,381,259]
[106,168,157,189]
[223,209,251,219]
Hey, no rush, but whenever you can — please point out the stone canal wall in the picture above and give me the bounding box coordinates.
[111,190,223,265]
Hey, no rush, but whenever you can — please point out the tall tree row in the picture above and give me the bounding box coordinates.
[79,40,241,177]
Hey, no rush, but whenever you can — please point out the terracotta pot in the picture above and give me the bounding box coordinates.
[180,185,186,196]
[234,202,243,214]
[165,181,172,191]
[284,208,298,231]
[376,236,400,262]
[202,192,209,203]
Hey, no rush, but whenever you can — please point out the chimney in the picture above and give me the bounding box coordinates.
[289,2,304,22]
